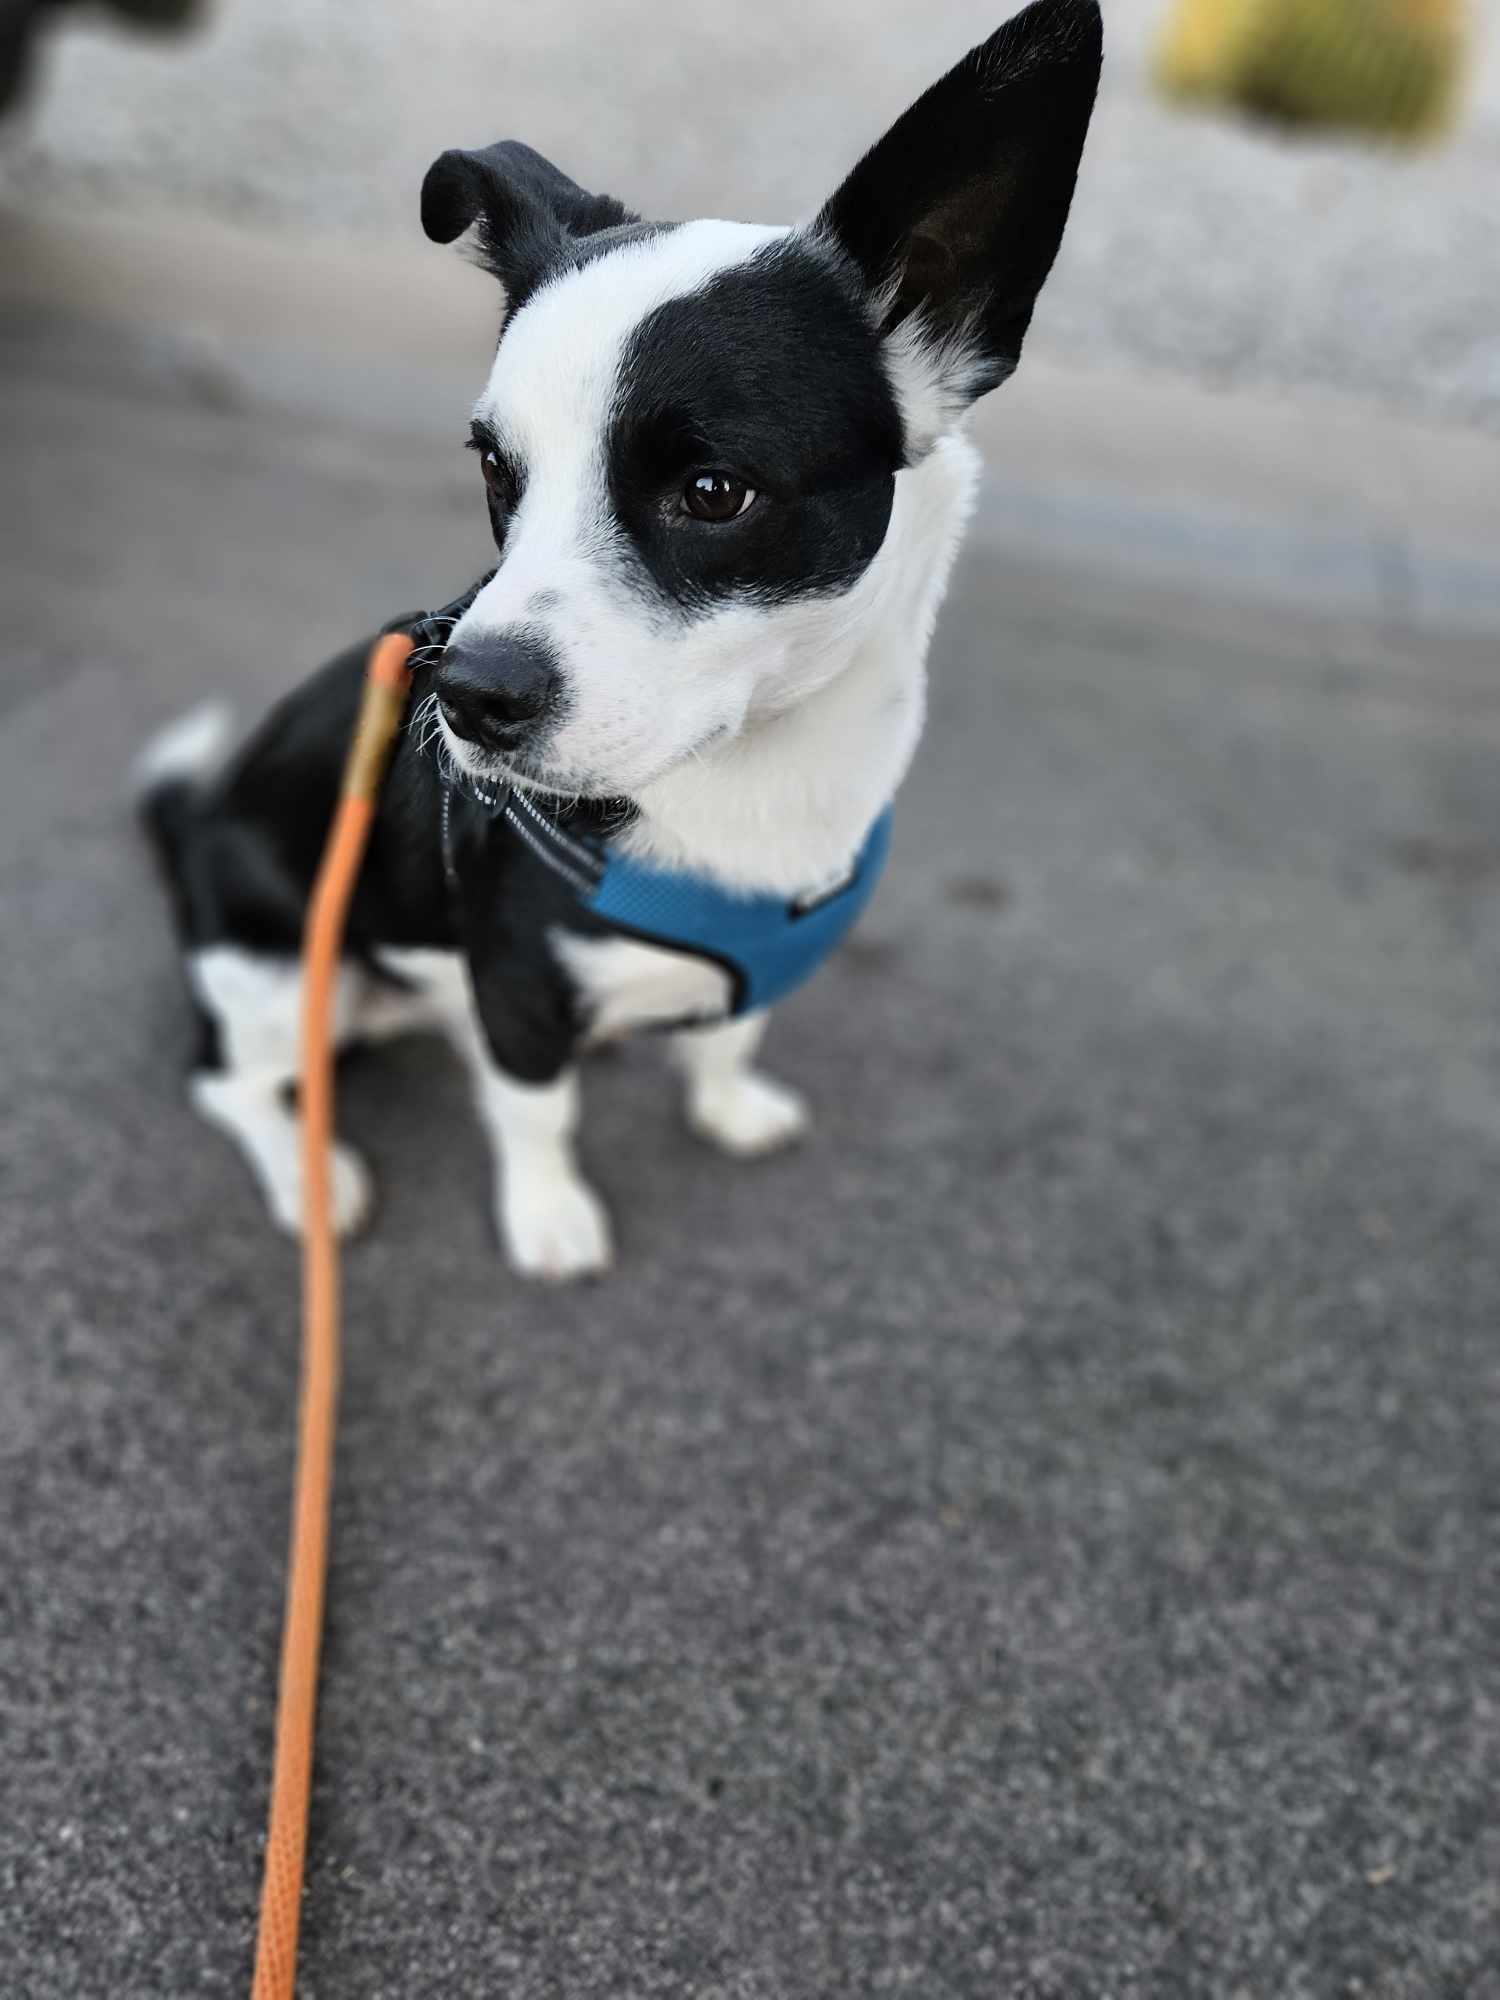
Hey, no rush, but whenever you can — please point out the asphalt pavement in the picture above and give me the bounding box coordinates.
[3,278,1500,1998]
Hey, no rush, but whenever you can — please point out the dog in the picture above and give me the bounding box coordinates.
[138,0,1101,1280]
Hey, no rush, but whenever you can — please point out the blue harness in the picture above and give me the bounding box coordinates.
[444,771,892,1017]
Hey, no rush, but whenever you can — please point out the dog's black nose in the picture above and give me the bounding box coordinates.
[434,629,561,754]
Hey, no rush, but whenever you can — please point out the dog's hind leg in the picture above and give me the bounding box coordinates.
[672,1013,809,1158]
[187,947,374,1237]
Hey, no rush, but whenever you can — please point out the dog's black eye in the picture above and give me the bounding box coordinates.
[469,429,520,509]
[680,471,755,523]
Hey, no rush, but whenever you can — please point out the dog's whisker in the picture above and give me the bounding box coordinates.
[408,693,449,764]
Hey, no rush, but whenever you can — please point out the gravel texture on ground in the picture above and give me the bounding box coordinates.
[0,0,1498,427]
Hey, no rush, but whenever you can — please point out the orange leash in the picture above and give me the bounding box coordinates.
[250,632,414,2000]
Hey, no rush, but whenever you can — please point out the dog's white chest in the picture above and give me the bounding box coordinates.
[552,931,734,1041]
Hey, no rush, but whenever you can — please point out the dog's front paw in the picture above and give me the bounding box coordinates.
[500,1170,614,1282]
[327,1145,377,1237]
[267,1143,375,1240]
[688,1072,809,1159]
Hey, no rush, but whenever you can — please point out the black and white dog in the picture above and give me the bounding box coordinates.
[139,0,1101,1279]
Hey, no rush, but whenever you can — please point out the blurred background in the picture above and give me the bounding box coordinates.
[3,0,1498,638]
[4,6,1500,1998]
[2,0,1499,422]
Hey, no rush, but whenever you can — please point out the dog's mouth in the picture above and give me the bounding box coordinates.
[429,703,730,807]
[494,751,605,801]
[429,705,610,804]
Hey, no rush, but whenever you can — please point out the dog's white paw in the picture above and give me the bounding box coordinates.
[326,1146,376,1237]
[190,1073,375,1240]
[267,1144,375,1241]
[688,1072,809,1159]
[500,1171,614,1282]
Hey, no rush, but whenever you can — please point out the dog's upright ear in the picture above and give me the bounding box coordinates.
[813,0,1101,444]
[421,140,638,311]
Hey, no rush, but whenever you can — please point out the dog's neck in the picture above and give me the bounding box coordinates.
[619,434,980,896]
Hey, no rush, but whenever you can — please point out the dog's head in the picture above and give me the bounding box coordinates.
[425,0,1101,801]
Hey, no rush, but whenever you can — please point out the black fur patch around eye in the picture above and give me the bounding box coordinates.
[605,240,904,613]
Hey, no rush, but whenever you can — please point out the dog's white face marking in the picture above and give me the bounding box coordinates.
[451,223,790,797]
[439,219,927,823]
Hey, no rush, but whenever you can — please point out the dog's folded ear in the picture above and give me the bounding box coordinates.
[422,140,638,308]
[813,0,1101,438]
